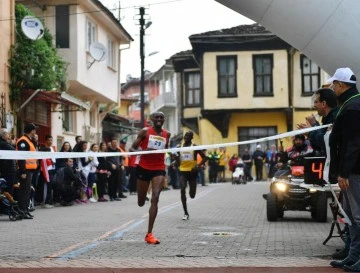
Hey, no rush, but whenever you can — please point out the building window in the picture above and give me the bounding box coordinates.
[217,55,237,97]
[86,20,96,50]
[162,71,175,94]
[238,126,277,156]
[90,108,96,127]
[185,72,200,106]
[57,136,64,152]
[253,54,273,96]
[62,105,75,132]
[55,5,70,48]
[301,55,320,95]
[107,38,115,68]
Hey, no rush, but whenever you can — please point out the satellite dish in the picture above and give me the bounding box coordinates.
[21,16,44,40]
[89,42,107,62]
[126,74,133,82]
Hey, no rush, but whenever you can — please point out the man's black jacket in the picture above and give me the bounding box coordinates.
[330,86,360,179]
[308,107,338,156]
[0,137,17,177]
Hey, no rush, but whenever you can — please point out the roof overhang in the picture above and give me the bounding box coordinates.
[85,0,133,44]
[60,92,90,110]
[18,89,89,112]
[102,112,140,133]
[67,80,116,104]
[215,0,360,81]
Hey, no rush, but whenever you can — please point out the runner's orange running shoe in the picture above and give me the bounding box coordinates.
[145,233,160,244]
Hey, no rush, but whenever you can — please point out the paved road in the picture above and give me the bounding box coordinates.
[0,181,345,272]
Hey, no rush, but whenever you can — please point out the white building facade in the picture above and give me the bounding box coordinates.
[18,0,132,149]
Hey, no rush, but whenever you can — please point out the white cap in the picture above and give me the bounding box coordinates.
[256,144,261,149]
[327,67,356,84]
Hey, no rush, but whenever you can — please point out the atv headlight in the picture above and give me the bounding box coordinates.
[275,182,287,192]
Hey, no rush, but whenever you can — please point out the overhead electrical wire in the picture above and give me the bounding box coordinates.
[0,0,184,22]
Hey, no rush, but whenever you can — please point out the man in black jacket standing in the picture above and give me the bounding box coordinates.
[107,138,123,201]
[327,68,360,271]
[242,148,253,181]
[0,128,17,196]
[252,145,265,181]
[297,87,338,156]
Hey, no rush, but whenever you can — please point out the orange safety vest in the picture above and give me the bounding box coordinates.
[16,135,38,170]
[119,146,129,167]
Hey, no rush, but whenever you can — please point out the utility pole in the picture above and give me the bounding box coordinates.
[139,7,145,128]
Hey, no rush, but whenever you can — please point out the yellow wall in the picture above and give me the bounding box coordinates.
[293,109,318,130]
[198,111,289,157]
[183,107,201,118]
[118,100,133,117]
[202,50,289,110]
[199,118,223,145]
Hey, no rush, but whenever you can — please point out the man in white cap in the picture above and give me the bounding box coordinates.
[328,68,360,271]
[252,144,265,181]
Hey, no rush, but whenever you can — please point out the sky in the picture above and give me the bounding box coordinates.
[100,0,254,82]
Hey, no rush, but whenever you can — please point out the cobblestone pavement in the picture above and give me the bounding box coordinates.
[0,181,344,270]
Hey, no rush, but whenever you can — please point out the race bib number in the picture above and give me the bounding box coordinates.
[147,135,166,150]
[181,152,193,161]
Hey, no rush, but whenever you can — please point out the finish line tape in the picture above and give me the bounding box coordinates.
[0,124,330,160]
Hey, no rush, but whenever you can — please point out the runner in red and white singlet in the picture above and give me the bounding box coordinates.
[130,111,171,244]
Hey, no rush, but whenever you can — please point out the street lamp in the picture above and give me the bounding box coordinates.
[139,7,152,128]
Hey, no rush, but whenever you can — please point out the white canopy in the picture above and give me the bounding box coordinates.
[216,0,360,81]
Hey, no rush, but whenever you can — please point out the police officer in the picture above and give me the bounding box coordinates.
[16,123,38,219]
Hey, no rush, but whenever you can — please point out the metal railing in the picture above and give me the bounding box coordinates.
[149,92,177,113]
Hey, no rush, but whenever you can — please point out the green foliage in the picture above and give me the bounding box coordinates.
[9,4,68,102]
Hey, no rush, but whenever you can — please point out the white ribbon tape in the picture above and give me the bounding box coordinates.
[0,124,330,160]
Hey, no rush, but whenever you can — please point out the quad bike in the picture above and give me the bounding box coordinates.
[263,157,328,222]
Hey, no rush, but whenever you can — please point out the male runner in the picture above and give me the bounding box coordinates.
[130,111,170,244]
[176,131,207,220]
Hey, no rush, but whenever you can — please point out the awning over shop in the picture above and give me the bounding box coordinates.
[18,89,90,112]
[102,112,140,134]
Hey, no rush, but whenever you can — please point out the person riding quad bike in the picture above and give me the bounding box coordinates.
[274,134,314,177]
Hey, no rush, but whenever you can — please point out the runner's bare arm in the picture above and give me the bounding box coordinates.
[198,149,208,166]
[166,132,171,148]
[130,128,148,151]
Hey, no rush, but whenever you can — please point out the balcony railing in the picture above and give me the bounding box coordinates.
[150,92,177,113]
